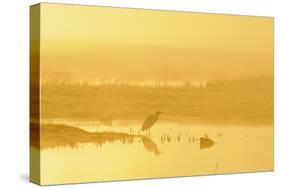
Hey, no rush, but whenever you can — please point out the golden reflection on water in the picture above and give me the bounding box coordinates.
[39,120,273,185]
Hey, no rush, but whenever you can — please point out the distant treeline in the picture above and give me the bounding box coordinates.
[40,75,272,88]
[36,75,273,125]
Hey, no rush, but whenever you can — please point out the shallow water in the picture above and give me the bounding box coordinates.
[39,119,273,185]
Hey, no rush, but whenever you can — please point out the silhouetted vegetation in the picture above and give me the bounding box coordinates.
[30,123,160,155]
[200,135,215,149]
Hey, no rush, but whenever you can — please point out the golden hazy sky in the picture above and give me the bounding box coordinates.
[39,3,273,82]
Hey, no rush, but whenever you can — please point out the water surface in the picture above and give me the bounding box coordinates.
[39,119,273,184]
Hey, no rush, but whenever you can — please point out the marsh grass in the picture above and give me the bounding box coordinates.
[39,76,273,125]
[30,123,160,155]
[30,123,141,149]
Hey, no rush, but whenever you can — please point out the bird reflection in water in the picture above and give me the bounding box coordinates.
[142,136,160,155]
